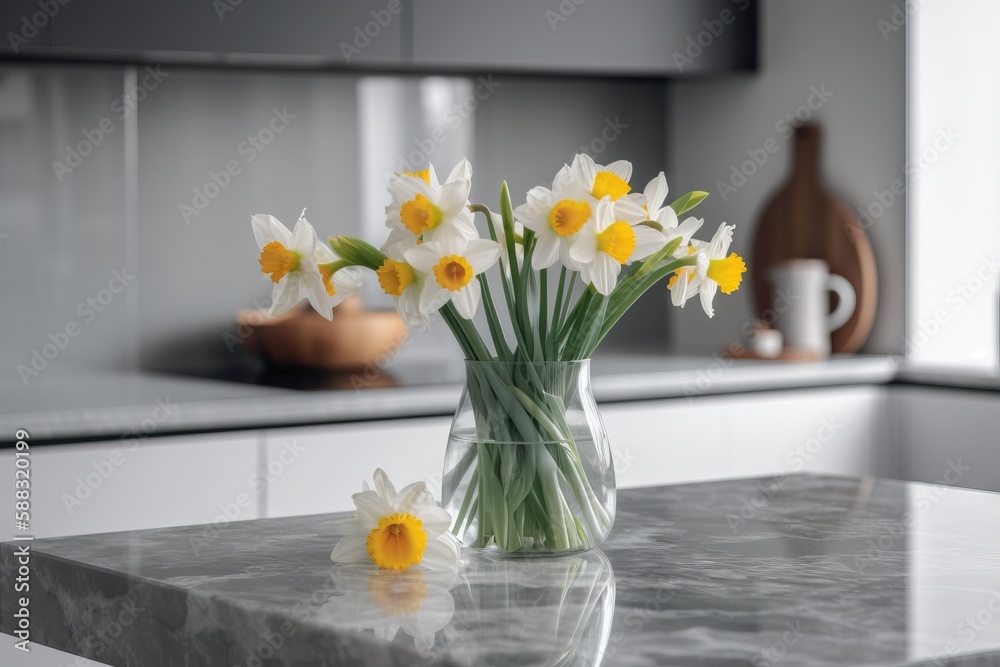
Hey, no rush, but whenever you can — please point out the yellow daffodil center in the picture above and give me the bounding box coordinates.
[377,259,417,297]
[433,255,473,291]
[592,170,631,200]
[318,263,337,296]
[596,221,636,264]
[400,194,444,236]
[706,253,747,294]
[368,571,428,616]
[366,513,427,571]
[402,169,431,184]
[548,200,591,237]
[258,241,300,283]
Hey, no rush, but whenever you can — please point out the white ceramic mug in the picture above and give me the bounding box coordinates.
[767,259,856,357]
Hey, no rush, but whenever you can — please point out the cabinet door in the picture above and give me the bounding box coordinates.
[0,432,260,538]
[263,417,451,518]
[891,386,1000,492]
[47,0,402,63]
[413,0,757,75]
[601,386,885,489]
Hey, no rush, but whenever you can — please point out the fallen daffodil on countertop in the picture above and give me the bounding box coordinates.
[330,469,460,571]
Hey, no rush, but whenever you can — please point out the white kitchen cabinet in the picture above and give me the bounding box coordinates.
[263,417,452,518]
[263,388,889,517]
[890,386,1000,492]
[0,431,260,538]
[602,386,888,489]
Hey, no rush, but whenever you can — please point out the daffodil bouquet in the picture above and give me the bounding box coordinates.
[251,154,745,554]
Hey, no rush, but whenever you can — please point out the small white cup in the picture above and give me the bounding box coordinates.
[768,259,856,358]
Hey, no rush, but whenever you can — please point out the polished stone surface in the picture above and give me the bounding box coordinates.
[4,474,1000,666]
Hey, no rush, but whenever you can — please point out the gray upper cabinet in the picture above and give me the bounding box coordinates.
[1,0,756,76]
[411,0,757,76]
[4,0,402,64]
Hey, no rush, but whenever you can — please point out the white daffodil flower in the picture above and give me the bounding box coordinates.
[514,164,593,270]
[317,567,456,651]
[641,171,679,229]
[668,222,746,318]
[331,468,460,572]
[252,213,335,320]
[386,159,477,244]
[404,235,501,319]
[665,216,705,253]
[378,234,430,330]
[641,172,704,255]
[569,153,647,225]
[569,197,666,296]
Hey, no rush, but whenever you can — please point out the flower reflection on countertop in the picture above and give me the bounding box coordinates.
[330,468,460,571]
[317,566,456,652]
[317,549,615,666]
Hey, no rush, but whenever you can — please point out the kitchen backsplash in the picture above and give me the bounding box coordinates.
[0,64,668,382]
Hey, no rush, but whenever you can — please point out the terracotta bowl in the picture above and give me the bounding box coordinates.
[237,296,409,372]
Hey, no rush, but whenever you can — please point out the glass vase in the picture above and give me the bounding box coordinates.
[441,360,616,556]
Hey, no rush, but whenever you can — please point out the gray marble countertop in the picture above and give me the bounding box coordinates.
[5,474,1000,666]
[0,353,898,442]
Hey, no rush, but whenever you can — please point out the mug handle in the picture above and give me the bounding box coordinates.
[827,274,857,332]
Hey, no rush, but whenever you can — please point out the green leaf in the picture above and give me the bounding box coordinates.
[636,236,682,277]
[668,190,709,217]
[638,219,664,232]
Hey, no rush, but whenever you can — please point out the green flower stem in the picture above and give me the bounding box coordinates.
[587,255,697,357]
[473,203,532,361]
[441,303,493,361]
[539,268,548,352]
[550,266,568,355]
[560,272,579,333]
[478,274,511,362]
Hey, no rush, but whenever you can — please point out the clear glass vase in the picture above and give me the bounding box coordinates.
[441,360,616,556]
